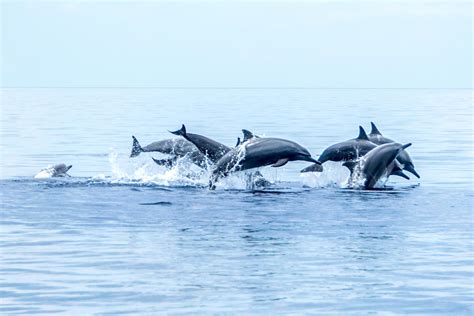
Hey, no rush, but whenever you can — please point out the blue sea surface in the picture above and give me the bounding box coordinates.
[0,88,473,314]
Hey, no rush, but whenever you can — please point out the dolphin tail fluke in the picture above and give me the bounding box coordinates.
[130,136,143,157]
[370,122,382,135]
[300,163,324,173]
[170,124,187,137]
[404,163,420,178]
[357,126,369,140]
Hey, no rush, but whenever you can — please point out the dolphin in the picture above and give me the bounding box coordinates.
[35,163,72,178]
[300,126,377,173]
[131,136,198,157]
[369,122,420,178]
[342,143,412,189]
[170,124,230,163]
[210,134,321,189]
[131,136,207,168]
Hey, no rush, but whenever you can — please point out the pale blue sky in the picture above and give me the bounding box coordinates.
[1,1,472,88]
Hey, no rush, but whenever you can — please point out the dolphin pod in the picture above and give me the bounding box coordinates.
[368,122,420,178]
[300,122,420,183]
[127,122,418,190]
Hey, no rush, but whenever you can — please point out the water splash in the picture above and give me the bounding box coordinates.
[301,161,350,188]
[345,159,366,189]
[106,148,208,187]
[105,148,274,190]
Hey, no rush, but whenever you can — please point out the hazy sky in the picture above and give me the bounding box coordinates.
[1,1,472,88]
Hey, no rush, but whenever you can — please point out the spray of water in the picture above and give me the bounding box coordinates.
[106,148,208,187]
[300,161,351,188]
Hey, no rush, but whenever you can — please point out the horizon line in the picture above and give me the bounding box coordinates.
[1,86,472,90]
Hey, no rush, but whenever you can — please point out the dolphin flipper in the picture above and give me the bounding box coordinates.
[272,158,289,167]
[131,136,144,158]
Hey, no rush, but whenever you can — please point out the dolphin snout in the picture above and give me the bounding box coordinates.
[404,164,420,178]
[303,156,322,165]
[66,165,73,172]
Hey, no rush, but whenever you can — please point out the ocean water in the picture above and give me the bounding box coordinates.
[0,88,473,314]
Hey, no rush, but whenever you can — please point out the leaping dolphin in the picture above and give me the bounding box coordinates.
[301,126,377,173]
[343,143,412,189]
[170,124,230,163]
[210,132,321,189]
[369,122,420,178]
[130,136,207,168]
[35,163,72,178]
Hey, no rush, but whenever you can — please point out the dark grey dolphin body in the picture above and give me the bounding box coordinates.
[210,135,320,189]
[130,136,207,168]
[170,125,230,163]
[368,122,420,178]
[343,143,412,189]
[300,126,377,173]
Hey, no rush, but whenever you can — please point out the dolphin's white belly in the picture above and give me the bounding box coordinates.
[34,169,55,178]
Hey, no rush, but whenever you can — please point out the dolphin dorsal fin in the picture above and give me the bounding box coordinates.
[370,122,382,135]
[395,143,412,159]
[357,126,369,140]
[235,137,241,147]
[401,143,412,150]
[242,129,256,142]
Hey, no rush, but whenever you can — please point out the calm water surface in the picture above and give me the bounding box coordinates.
[0,88,473,314]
